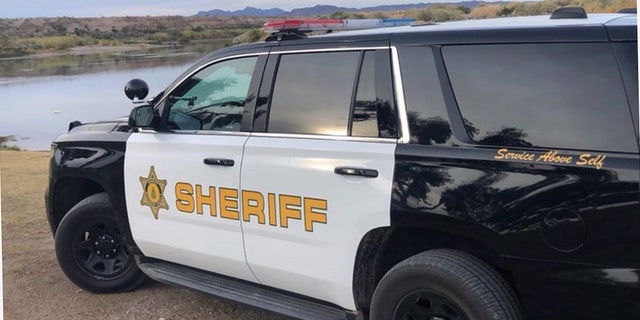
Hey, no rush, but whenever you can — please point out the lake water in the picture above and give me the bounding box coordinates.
[0,41,227,150]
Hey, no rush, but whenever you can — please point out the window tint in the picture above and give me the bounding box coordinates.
[352,51,378,137]
[268,51,360,135]
[443,43,637,152]
[398,46,453,145]
[351,50,398,138]
[165,57,257,131]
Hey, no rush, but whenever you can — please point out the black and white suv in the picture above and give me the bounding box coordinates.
[46,8,639,320]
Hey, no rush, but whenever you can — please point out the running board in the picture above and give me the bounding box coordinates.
[137,259,355,320]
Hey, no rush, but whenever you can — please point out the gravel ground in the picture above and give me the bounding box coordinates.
[1,150,281,320]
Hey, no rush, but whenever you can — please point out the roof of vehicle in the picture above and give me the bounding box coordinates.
[316,13,637,38]
[201,12,636,63]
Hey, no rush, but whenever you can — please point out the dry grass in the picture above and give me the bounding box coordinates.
[1,150,278,319]
[1,150,49,234]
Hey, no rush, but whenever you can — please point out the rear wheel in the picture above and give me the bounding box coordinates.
[370,249,523,320]
[55,193,146,293]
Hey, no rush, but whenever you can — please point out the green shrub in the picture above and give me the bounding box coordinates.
[0,136,21,151]
[418,6,466,22]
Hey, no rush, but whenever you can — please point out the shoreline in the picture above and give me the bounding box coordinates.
[0,37,233,61]
[0,43,172,61]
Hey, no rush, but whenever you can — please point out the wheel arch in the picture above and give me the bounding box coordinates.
[49,176,106,234]
[352,214,517,314]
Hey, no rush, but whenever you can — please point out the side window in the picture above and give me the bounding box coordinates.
[352,52,378,137]
[398,46,453,145]
[443,43,638,153]
[352,51,398,138]
[268,51,360,135]
[266,50,397,138]
[165,56,258,131]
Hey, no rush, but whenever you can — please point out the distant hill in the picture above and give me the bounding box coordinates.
[196,6,287,17]
[195,2,493,17]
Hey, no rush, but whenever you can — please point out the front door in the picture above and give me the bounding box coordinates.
[124,55,264,281]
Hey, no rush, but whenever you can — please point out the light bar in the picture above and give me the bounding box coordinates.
[264,18,415,33]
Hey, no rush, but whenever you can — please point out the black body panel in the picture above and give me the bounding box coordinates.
[392,144,640,319]
[390,21,640,320]
[46,125,139,252]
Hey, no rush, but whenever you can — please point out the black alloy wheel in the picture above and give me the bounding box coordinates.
[394,290,469,320]
[72,219,132,279]
[55,193,146,293]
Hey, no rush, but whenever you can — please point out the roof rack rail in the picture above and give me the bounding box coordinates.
[617,7,637,13]
[265,29,308,42]
[550,7,588,19]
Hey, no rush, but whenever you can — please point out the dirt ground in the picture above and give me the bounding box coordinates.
[1,150,280,319]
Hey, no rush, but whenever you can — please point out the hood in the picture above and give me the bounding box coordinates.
[68,116,130,133]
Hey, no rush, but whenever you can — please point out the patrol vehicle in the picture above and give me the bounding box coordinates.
[46,8,639,320]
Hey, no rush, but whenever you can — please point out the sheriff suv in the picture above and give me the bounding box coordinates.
[46,8,639,320]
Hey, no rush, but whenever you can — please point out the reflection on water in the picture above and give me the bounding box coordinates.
[0,40,228,82]
[0,40,228,150]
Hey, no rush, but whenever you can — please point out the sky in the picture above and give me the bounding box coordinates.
[0,0,461,18]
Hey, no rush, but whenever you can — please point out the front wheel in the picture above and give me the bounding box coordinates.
[55,193,146,293]
[370,249,523,320]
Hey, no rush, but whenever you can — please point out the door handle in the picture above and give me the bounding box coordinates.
[203,158,235,167]
[334,166,378,178]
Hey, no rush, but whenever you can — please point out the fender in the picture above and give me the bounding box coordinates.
[46,129,141,253]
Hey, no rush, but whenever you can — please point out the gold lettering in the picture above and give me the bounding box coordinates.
[576,154,589,166]
[175,182,194,213]
[537,150,572,164]
[593,155,606,170]
[494,148,535,161]
[219,187,239,220]
[170,182,329,230]
[267,193,277,226]
[279,194,302,228]
[304,197,327,232]
[242,190,265,224]
[577,154,606,170]
[195,184,216,216]
[537,151,553,162]
[495,148,508,160]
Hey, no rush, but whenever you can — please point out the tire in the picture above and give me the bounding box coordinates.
[370,249,523,320]
[55,193,146,293]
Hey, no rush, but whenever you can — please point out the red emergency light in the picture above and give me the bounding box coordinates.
[263,18,415,34]
[264,19,344,33]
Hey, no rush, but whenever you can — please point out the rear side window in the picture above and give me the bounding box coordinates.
[266,50,397,138]
[398,46,453,145]
[352,51,379,137]
[443,43,637,153]
[268,51,360,136]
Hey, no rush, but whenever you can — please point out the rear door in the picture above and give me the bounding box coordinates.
[240,47,398,308]
[124,53,266,281]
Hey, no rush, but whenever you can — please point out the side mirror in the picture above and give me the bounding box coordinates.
[129,105,155,128]
[124,79,149,101]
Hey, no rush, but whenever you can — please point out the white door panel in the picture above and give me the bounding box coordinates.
[125,132,257,282]
[240,136,396,309]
